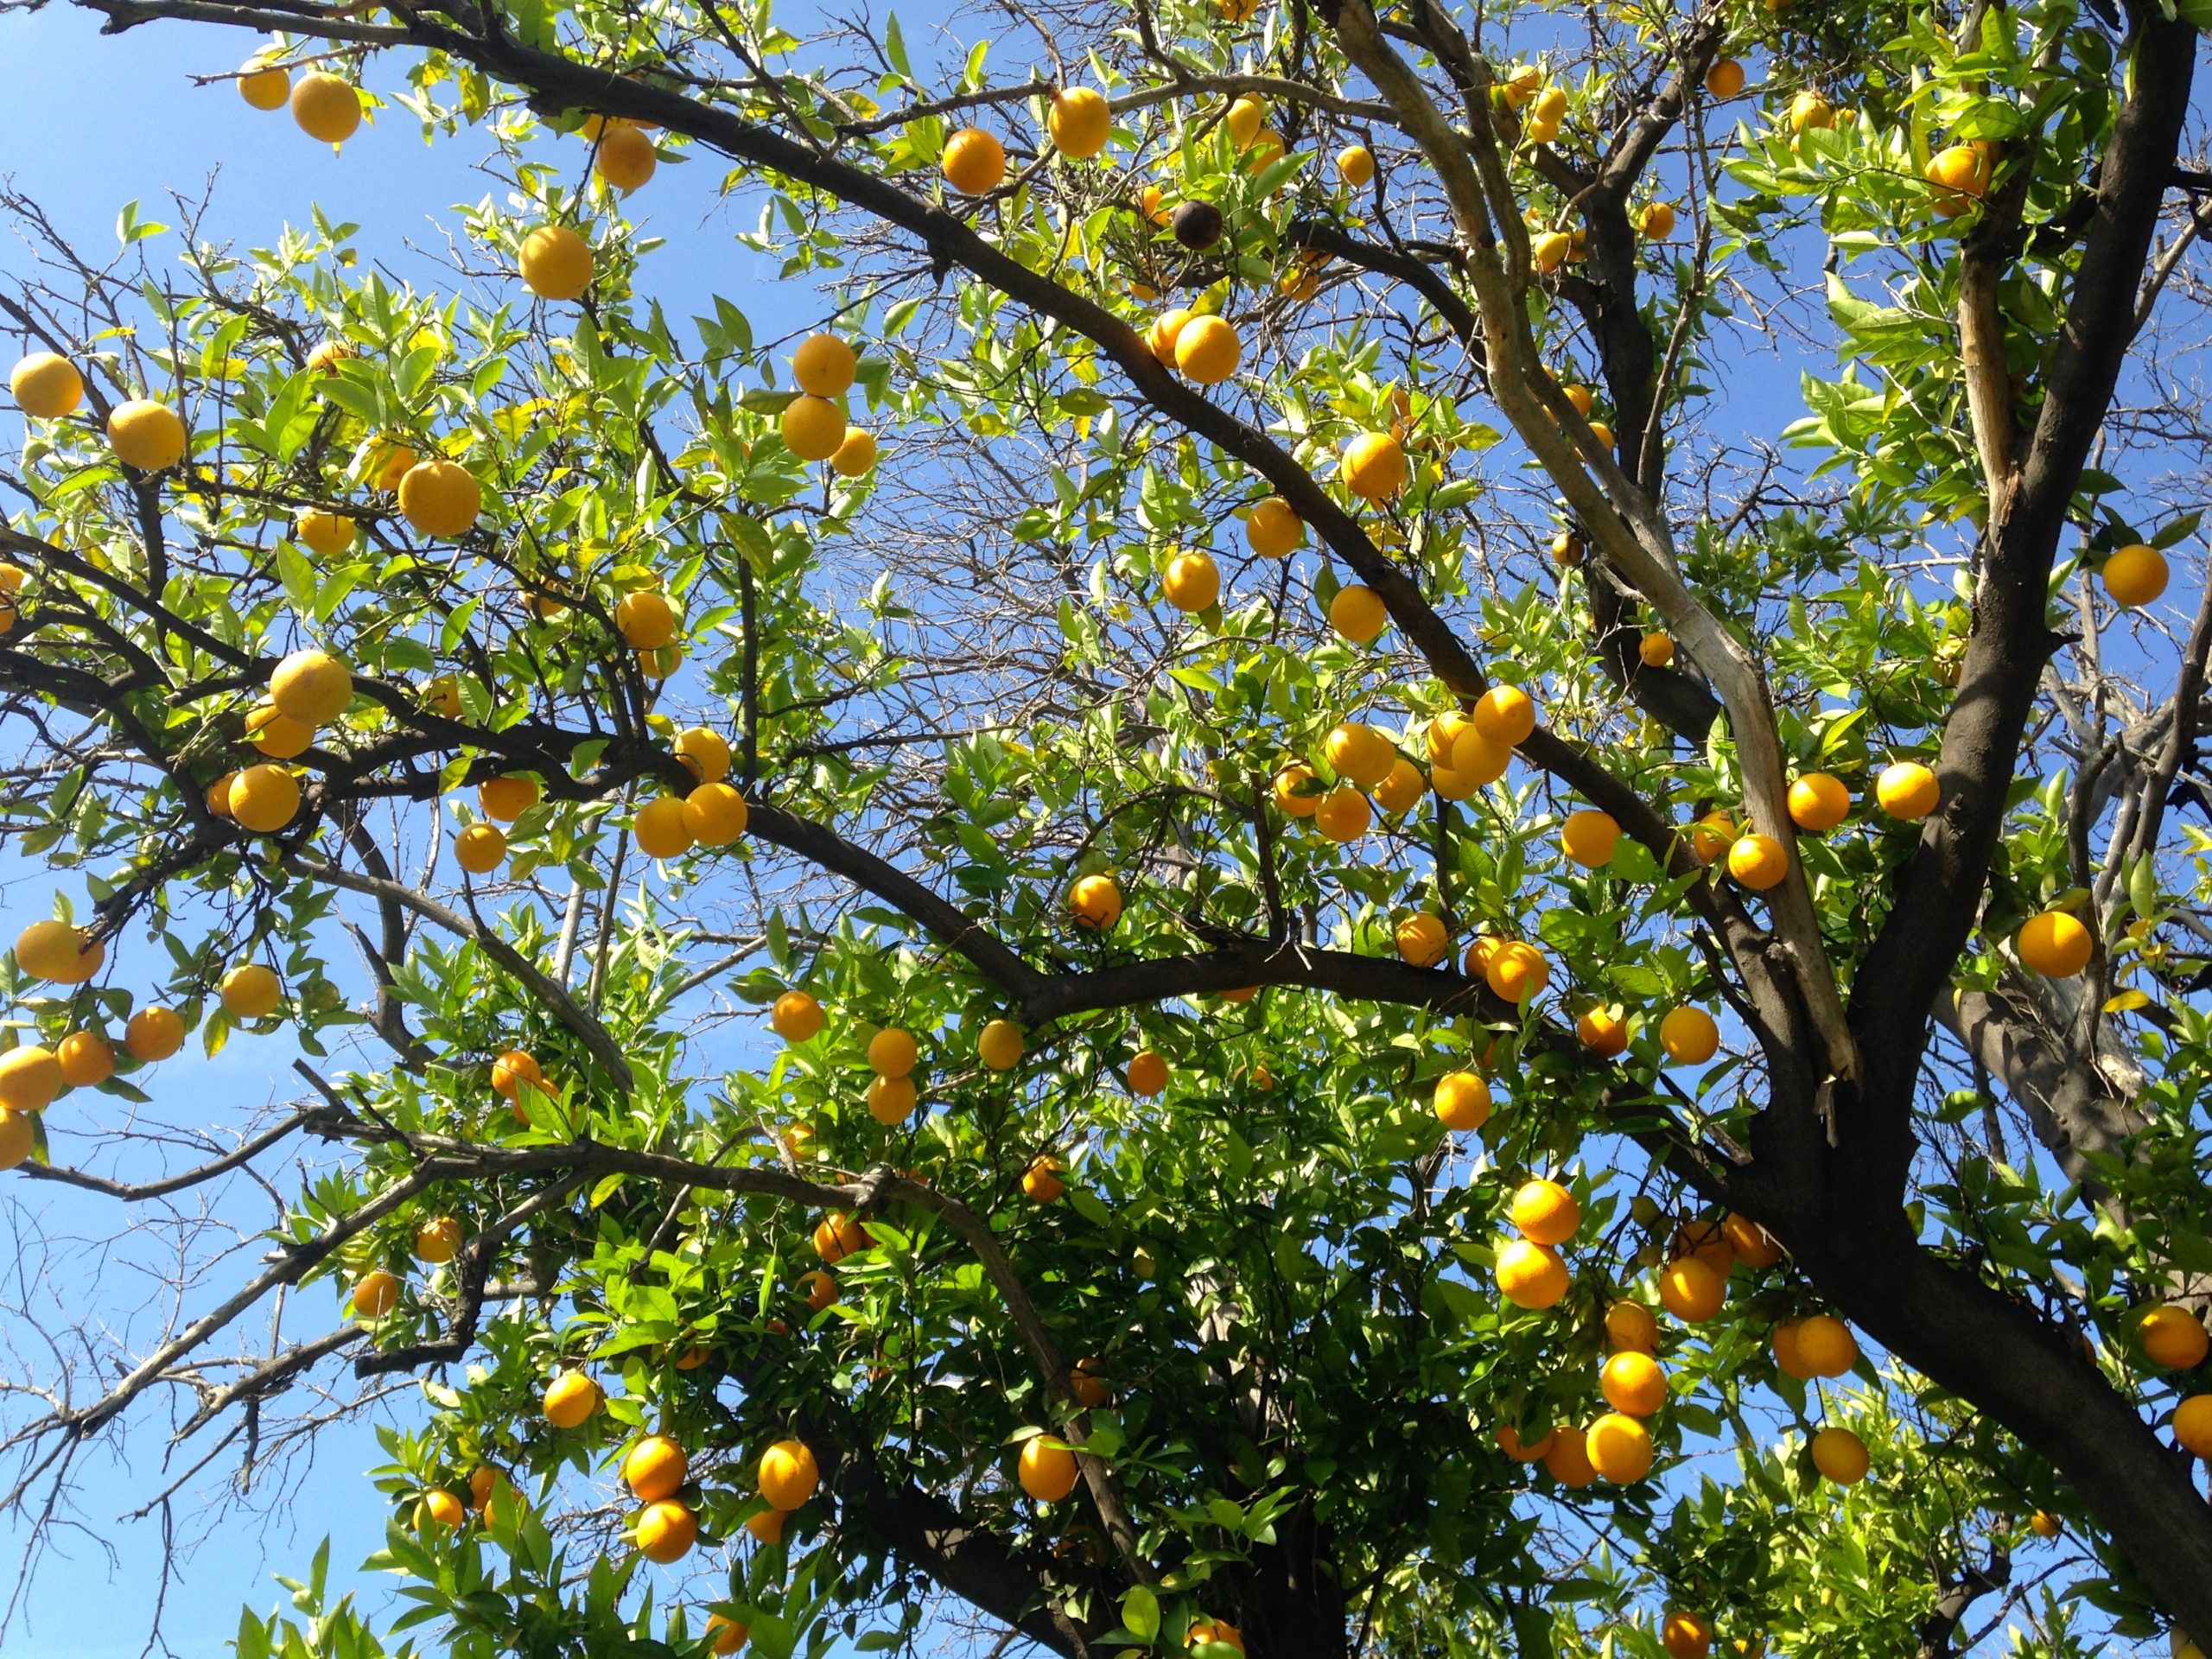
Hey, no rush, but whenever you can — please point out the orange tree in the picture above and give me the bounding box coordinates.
[1,0,2211,1651]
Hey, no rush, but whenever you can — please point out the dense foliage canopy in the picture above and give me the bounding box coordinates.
[3,0,2212,1653]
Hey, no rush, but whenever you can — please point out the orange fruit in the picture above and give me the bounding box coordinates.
[1726,833,1788,890]
[1576,1007,1628,1058]
[867,1027,918,1078]
[1510,1179,1580,1245]
[594,121,658,192]
[1163,550,1221,613]
[1640,631,1674,665]
[1561,809,1619,867]
[813,1211,868,1264]
[1795,1314,1858,1376]
[1395,912,1448,968]
[636,1499,698,1562]
[760,1438,819,1509]
[0,1047,62,1115]
[397,460,482,538]
[492,1048,543,1101]
[414,1214,462,1263]
[476,775,540,822]
[1433,1071,1492,1131]
[868,1074,917,1124]
[2018,910,2093,977]
[543,1371,601,1428]
[623,1434,690,1503]
[1638,200,1677,238]
[107,398,188,471]
[229,762,302,832]
[246,704,315,760]
[1329,584,1388,644]
[1876,761,1940,820]
[943,128,1007,194]
[10,352,83,418]
[16,919,105,985]
[1658,1256,1725,1323]
[1128,1049,1168,1096]
[1485,940,1550,1004]
[0,1109,31,1170]
[1497,1422,1555,1462]
[2101,543,2169,608]
[454,822,506,874]
[1497,1238,1569,1309]
[708,1615,751,1655]
[1723,1213,1784,1268]
[1787,772,1851,832]
[1018,1437,1080,1501]
[219,963,283,1019]
[1586,1412,1654,1482]
[1245,497,1304,557]
[124,1006,187,1062]
[1325,721,1395,787]
[1022,1155,1065,1203]
[1313,786,1371,843]
[1337,143,1375,186]
[781,394,848,461]
[1071,1356,1110,1407]
[349,1268,400,1319]
[416,1488,466,1532]
[1810,1425,1869,1484]
[615,589,677,648]
[1605,1300,1658,1354]
[830,426,877,477]
[1661,1611,1712,1659]
[1374,758,1425,815]
[634,794,694,858]
[2173,1395,2212,1456]
[1342,432,1406,499]
[1069,873,1123,929]
[977,1019,1023,1071]
[799,1268,837,1311]
[1658,1006,1719,1065]
[683,783,749,846]
[1173,315,1242,384]
[2139,1303,2211,1370]
[289,70,360,142]
[55,1031,113,1089]
[1047,86,1111,159]
[1542,1425,1597,1488]
[1472,685,1536,747]
[518,225,594,301]
[1705,59,1745,97]
[1600,1351,1666,1417]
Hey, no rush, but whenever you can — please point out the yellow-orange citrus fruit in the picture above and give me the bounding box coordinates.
[1128,1049,1168,1096]
[1070,1356,1109,1408]
[1662,1611,1713,1659]
[1789,91,1834,132]
[1174,315,1241,384]
[683,782,749,846]
[491,1049,542,1100]
[1810,1425,1869,1484]
[296,510,357,556]
[1605,1300,1659,1354]
[672,727,730,783]
[1659,1256,1725,1323]
[56,1030,114,1089]
[1586,1412,1654,1482]
[478,775,541,822]
[1069,873,1124,929]
[1639,200,1678,238]
[1542,1425,1597,1488]
[454,822,506,874]
[636,1499,698,1562]
[785,334,858,401]
[1163,550,1221,613]
[1325,722,1395,787]
[1688,811,1735,863]
[2018,910,2093,978]
[271,648,353,726]
[229,763,301,832]
[830,426,877,476]
[2139,1303,2211,1370]
[1794,1313,1858,1376]
[2101,543,2169,608]
[1395,912,1448,968]
[813,1211,867,1264]
[1561,809,1619,866]
[594,122,658,192]
[1723,1213,1785,1268]
[1497,1238,1570,1309]
[1473,684,1536,747]
[219,963,283,1019]
[781,393,848,461]
[108,399,188,471]
[633,795,693,858]
[1727,833,1788,890]
[518,225,594,301]
[0,1048,63,1115]
[1314,786,1371,843]
[1576,1006,1629,1058]
[1705,58,1745,97]
[0,1110,31,1171]
[1023,1154,1065,1203]
[414,1214,462,1264]
[1924,143,1992,216]
[125,1006,187,1061]
[2173,1395,2212,1456]
[1497,1422,1555,1462]
[868,1074,917,1124]
[624,1434,690,1503]
[867,1027,919,1079]
[1224,94,1265,147]
[415,1488,465,1532]
[1018,1436,1079,1501]
[1486,940,1550,1004]
[1245,497,1304,557]
[1658,1006,1719,1065]
[1433,1071,1491,1131]
[977,1019,1024,1071]
[760,1439,819,1509]
[1273,764,1320,817]
[543,1373,601,1429]
[1640,632,1675,666]
[16,919,105,984]
[290,72,361,143]
[1787,772,1851,832]
[1876,761,1940,820]
[1342,432,1406,499]
[1329,584,1388,644]
[1337,143,1375,186]
[771,990,824,1043]
[1047,86,1111,159]
[397,460,482,538]
[1374,758,1425,815]
[1511,1179,1580,1245]
[615,589,677,649]
[349,1268,400,1319]
[943,128,1007,194]
[10,353,83,418]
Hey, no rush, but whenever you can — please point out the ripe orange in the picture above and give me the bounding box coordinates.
[1224,94,1265,147]
[2101,543,2169,608]
[868,1027,918,1078]
[746,1508,787,1543]
[16,919,105,984]
[54,1031,111,1089]
[108,399,188,471]
[1497,1422,1555,1462]
[1640,631,1674,666]
[1924,143,1991,216]
[219,963,283,1019]
[1163,550,1221,613]
[1723,1213,1784,1268]
[414,1214,462,1264]
[1600,1351,1665,1417]
[1342,431,1407,499]
[831,427,877,477]
[636,1499,698,1562]
[268,647,355,727]
[1542,1425,1597,1488]
[977,1019,1023,1071]
[518,225,594,301]
[1325,721,1395,787]
[0,1109,32,1170]
[1705,58,1745,97]
[1661,1611,1712,1659]
[813,1211,868,1264]
[2139,1303,2211,1370]
[397,460,483,538]
[624,1434,690,1503]
[246,704,315,760]
[1395,912,1449,968]
[593,121,657,192]
[1047,86,1111,159]
[0,1048,62,1115]
[1605,1300,1658,1355]
[1485,940,1549,1004]
[1658,1006,1719,1065]
[1314,786,1371,843]
[1511,1179,1580,1245]
[1794,1313,1858,1376]
[1329,584,1389,644]
[683,782,749,845]
[1023,1155,1065,1203]
[230,764,302,832]
[492,1048,543,1101]
[1069,873,1123,929]
[416,1488,466,1532]
[289,72,361,143]
[799,1268,837,1311]
[1337,143,1375,186]
[1787,772,1851,832]
[616,589,677,648]
[2174,1394,2212,1457]
[1638,200,1677,239]
[943,128,1007,194]
[349,1268,400,1319]
[1449,727,1510,786]
[1071,1357,1109,1407]
[1726,833,1788,890]
[1586,1412,1654,1482]
[1876,761,1940,820]
[633,795,693,859]
[1576,1007,1628,1057]
[1560,809,1619,867]
[1688,811,1735,863]
[1497,1238,1570,1309]
[10,352,83,417]
[1374,758,1425,815]
[1433,1071,1492,1131]
[1473,685,1536,747]
[1245,497,1304,557]
[1810,1426,1869,1484]
[782,394,848,461]
[2018,910,2092,978]
[1173,315,1241,385]
[1658,1256,1725,1323]
[1128,1050,1169,1096]
[124,1005,187,1062]
[707,1615,751,1656]
[789,333,857,398]
[1789,91,1834,132]
[760,1439,820,1509]
[868,1075,917,1124]
[1147,308,1191,364]
[1019,1437,1080,1501]
[2029,1507,2064,1537]
[1551,531,1586,566]
[454,822,506,874]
